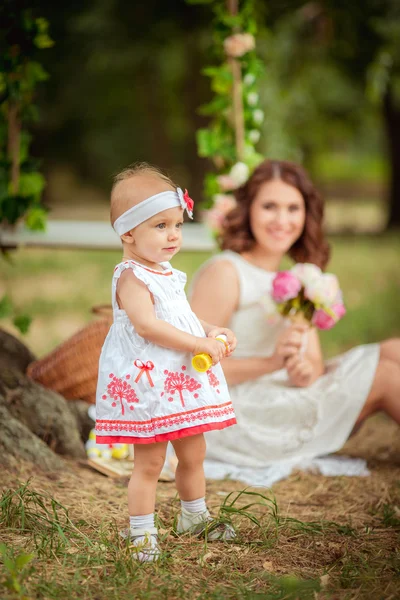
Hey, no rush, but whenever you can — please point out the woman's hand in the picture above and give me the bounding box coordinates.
[207,327,237,357]
[285,353,314,387]
[273,323,309,367]
[193,337,227,365]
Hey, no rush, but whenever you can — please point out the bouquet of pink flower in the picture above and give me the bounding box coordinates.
[266,263,346,330]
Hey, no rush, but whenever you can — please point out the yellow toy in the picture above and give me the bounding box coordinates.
[191,335,228,373]
[85,429,129,460]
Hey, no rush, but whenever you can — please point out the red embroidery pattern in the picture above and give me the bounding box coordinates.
[104,374,139,416]
[206,368,220,393]
[96,404,235,433]
[163,366,201,408]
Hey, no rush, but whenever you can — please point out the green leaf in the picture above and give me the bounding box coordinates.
[0,295,13,318]
[24,61,49,87]
[34,34,54,49]
[204,172,220,199]
[13,315,32,335]
[198,95,230,116]
[0,194,31,225]
[18,172,46,199]
[15,552,35,570]
[34,18,54,49]
[25,206,47,231]
[196,128,221,157]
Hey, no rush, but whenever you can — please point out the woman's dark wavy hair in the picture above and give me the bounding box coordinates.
[219,159,330,269]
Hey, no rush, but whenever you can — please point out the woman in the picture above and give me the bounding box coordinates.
[190,159,400,474]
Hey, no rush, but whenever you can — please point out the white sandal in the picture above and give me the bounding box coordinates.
[120,526,160,562]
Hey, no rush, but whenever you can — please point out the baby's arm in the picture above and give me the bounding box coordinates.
[117,271,226,363]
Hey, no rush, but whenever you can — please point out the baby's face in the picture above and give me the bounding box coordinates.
[131,205,184,266]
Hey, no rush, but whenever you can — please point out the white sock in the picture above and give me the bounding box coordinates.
[181,497,207,514]
[129,513,155,533]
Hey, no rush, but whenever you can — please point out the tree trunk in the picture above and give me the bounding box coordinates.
[383,88,400,228]
[0,328,92,472]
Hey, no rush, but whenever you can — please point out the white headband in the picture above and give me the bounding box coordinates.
[113,187,194,235]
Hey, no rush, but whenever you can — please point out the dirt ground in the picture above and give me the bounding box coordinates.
[1,415,400,593]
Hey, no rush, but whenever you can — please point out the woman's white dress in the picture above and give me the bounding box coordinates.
[95,260,235,445]
[194,251,380,485]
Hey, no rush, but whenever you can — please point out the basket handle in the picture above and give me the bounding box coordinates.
[91,304,113,318]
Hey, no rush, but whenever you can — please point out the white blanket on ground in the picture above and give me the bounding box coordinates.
[162,444,370,487]
[203,455,369,487]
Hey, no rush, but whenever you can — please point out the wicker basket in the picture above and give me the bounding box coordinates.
[27,305,113,404]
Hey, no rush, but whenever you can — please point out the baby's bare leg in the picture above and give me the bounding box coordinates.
[171,434,206,501]
[128,441,168,515]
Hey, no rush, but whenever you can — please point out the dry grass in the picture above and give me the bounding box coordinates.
[1,415,399,599]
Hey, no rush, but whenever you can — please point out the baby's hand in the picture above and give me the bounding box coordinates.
[207,327,237,357]
[193,337,227,365]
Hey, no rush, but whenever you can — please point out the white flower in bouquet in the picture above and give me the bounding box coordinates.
[259,293,281,324]
[253,109,265,125]
[229,162,249,187]
[291,263,321,288]
[305,273,340,306]
[248,129,261,144]
[224,33,255,58]
[247,92,259,106]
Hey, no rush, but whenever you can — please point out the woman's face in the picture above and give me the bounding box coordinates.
[249,178,306,256]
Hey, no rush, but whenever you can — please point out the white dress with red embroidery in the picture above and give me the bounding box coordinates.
[95,260,236,444]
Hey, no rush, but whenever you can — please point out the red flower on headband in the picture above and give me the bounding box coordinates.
[177,187,194,219]
[183,189,194,213]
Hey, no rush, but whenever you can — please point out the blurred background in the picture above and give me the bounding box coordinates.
[1,0,399,358]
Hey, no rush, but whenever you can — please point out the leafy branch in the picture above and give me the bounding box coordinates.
[188,0,264,232]
[0,1,53,233]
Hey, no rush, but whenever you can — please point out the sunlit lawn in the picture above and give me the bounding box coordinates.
[1,233,400,358]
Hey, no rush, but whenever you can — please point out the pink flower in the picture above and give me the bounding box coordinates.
[214,194,236,213]
[312,309,336,330]
[312,303,346,330]
[224,33,255,58]
[272,271,302,303]
[217,174,236,191]
[203,195,237,234]
[203,208,225,233]
[332,303,346,319]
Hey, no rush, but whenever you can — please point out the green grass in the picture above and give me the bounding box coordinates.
[1,234,399,358]
[1,479,399,599]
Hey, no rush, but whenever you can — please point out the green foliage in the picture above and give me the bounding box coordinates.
[0,480,93,557]
[0,294,31,334]
[0,0,52,229]
[0,294,13,318]
[0,543,34,600]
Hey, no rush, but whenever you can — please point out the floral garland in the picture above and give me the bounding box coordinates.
[191,0,264,235]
